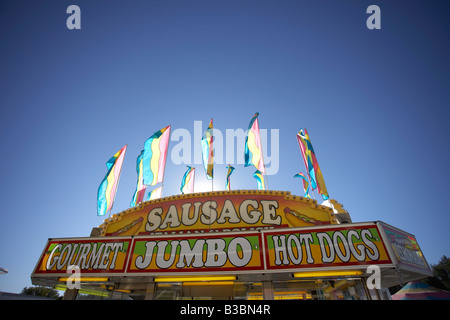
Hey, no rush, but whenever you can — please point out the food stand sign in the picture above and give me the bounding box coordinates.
[127,232,264,273]
[33,223,397,278]
[264,223,392,270]
[33,238,132,276]
[98,191,338,237]
[379,222,431,275]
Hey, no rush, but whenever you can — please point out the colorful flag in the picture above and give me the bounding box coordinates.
[297,129,329,200]
[253,169,265,190]
[130,150,146,207]
[201,118,214,180]
[180,166,195,194]
[143,125,171,186]
[244,113,265,173]
[97,145,127,216]
[146,186,162,201]
[225,164,235,191]
[294,172,311,198]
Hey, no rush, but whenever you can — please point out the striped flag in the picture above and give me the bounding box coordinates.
[180,166,195,194]
[225,164,235,191]
[143,126,171,186]
[201,118,214,180]
[130,150,146,207]
[297,129,329,200]
[253,169,266,190]
[97,145,127,216]
[294,172,311,198]
[146,186,162,201]
[244,113,265,173]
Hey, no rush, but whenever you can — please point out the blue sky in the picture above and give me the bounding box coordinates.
[0,0,449,293]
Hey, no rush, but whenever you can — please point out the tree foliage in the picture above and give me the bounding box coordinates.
[424,255,450,291]
[21,286,62,300]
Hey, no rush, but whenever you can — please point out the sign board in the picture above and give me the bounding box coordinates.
[33,223,397,277]
[127,232,264,273]
[33,238,132,275]
[263,224,392,270]
[98,191,338,237]
[379,222,431,275]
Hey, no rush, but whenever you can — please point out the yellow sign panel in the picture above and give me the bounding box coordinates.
[264,225,392,270]
[33,238,131,275]
[127,233,263,273]
[99,190,337,236]
[32,223,394,278]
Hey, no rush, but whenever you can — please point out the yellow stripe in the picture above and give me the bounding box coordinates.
[104,167,116,208]
[247,130,262,168]
[150,137,161,185]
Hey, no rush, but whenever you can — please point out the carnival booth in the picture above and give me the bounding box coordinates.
[31,115,433,300]
[31,190,432,300]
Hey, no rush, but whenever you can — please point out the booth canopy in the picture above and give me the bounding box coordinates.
[392,281,450,300]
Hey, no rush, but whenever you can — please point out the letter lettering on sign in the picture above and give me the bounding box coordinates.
[261,200,281,225]
[87,243,105,269]
[227,237,252,267]
[57,244,72,270]
[176,239,206,268]
[239,199,261,224]
[287,234,302,264]
[317,232,335,263]
[272,235,289,265]
[160,205,181,229]
[361,229,380,260]
[156,240,179,269]
[146,207,163,232]
[46,244,62,270]
[299,234,315,264]
[333,231,351,263]
[135,241,157,269]
[217,200,240,224]
[204,239,227,267]
[181,202,201,226]
[98,243,113,270]
[77,243,92,269]
[201,201,218,225]
[347,230,366,261]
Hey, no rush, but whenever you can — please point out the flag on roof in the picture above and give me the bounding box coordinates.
[201,118,214,180]
[180,166,195,194]
[297,129,329,200]
[244,113,265,173]
[97,145,127,216]
[225,164,235,191]
[143,125,171,186]
[146,186,162,201]
[253,169,265,190]
[130,150,146,207]
[294,172,311,198]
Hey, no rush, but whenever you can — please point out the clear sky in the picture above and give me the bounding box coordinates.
[0,0,449,294]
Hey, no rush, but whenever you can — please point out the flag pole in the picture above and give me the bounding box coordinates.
[211,118,214,193]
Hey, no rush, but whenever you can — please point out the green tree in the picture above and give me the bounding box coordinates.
[424,255,450,291]
[21,286,62,300]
